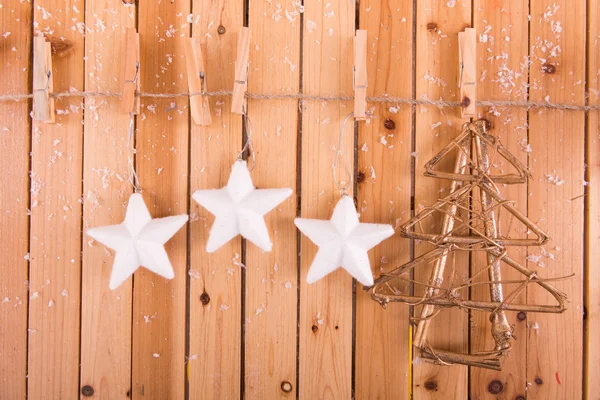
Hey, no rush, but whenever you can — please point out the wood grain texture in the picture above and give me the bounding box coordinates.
[0,3,597,399]
[470,2,529,399]
[527,1,585,398]
[132,2,190,398]
[0,2,32,399]
[413,1,471,398]
[27,1,84,398]
[188,1,243,398]
[355,1,413,398]
[245,1,300,398]
[299,0,355,398]
[586,1,600,398]
[80,1,135,399]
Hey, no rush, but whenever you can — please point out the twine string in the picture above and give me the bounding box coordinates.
[333,112,354,196]
[127,112,142,193]
[2,90,599,112]
[237,106,256,171]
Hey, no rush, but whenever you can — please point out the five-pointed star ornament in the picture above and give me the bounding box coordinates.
[192,160,293,252]
[295,195,395,286]
[87,193,189,290]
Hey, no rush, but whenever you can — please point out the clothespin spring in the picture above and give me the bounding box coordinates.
[35,70,52,95]
[125,62,140,90]
[458,62,475,89]
[353,67,368,91]
[234,63,249,86]
[199,71,207,95]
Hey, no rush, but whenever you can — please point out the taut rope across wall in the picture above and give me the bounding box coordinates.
[1,89,600,112]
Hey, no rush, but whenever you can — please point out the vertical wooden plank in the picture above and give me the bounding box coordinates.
[527,1,585,398]
[0,2,32,398]
[27,1,84,398]
[132,2,189,399]
[245,1,299,398]
[586,1,600,397]
[470,2,529,399]
[80,1,135,398]
[355,1,412,398]
[299,0,354,398]
[413,1,471,398]
[188,2,243,399]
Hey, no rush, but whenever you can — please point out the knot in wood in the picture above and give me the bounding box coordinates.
[488,380,504,394]
[462,96,471,108]
[356,171,365,184]
[200,292,210,305]
[534,377,543,385]
[541,63,556,74]
[50,39,75,58]
[427,22,438,32]
[281,381,293,393]
[384,118,396,130]
[81,385,95,397]
[423,380,438,391]
[218,25,226,35]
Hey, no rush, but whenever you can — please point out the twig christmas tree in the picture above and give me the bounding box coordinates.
[367,120,569,370]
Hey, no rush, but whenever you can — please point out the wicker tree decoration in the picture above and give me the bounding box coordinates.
[367,120,568,370]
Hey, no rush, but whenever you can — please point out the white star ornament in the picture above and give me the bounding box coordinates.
[192,160,293,253]
[295,195,394,286]
[87,193,189,290]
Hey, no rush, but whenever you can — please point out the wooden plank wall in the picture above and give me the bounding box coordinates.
[586,2,600,399]
[188,1,243,399]
[471,2,528,399]
[527,1,586,398]
[299,0,354,398]
[413,1,470,398]
[245,1,299,398]
[355,0,412,398]
[134,1,190,398]
[0,1,597,399]
[28,1,85,398]
[81,1,134,399]
[0,2,31,398]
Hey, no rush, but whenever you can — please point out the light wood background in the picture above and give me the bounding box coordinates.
[0,0,596,399]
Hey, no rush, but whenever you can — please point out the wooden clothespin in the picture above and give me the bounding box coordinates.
[33,36,55,123]
[231,27,251,115]
[185,37,211,126]
[458,27,476,118]
[122,28,140,114]
[354,30,368,120]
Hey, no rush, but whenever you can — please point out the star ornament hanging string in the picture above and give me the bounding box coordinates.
[295,113,395,286]
[86,112,188,290]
